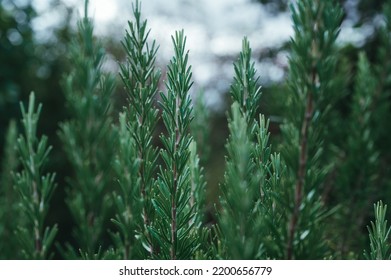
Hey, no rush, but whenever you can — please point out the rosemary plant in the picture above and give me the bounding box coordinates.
[188,140,206,227]
[113,0,161,259]
[335,53,379,255]
[231,38,283,226]
[111,113,141,259]
[188,139,210,259]
[58,0,116,257]
[189,94,209,258]
[151,30,200,259]
[189,93,209,245]
[371,2,391,202]
[3,0,391,261]
[219,102,263,259]
[364,201,391,260]
[280,0,343,259]
[218,37,283,259]
[230,37,262,130]
[14,93,57,259]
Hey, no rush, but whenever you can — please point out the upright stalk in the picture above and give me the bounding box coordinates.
[287,69,315,259]
[218,37,282,259]
[14,93,57,259]
[115,0,160,259]
[152,30,198,259]
[282,0,342,259]
[364,201,391,260]
[59,0,116,257]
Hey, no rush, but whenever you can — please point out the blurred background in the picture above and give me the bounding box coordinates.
[1,0,390,258]
[1,0,386,188]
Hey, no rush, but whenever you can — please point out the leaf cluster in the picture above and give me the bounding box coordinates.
[365,201,391,260]
[14,93,57,259]
[218,37,284,259]
[151,30,199,260]
[58,2,116,257]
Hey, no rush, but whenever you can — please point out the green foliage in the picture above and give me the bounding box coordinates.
[111,112,142,259]
[13,93,57,259]
[58,0,116,257]
[280,0,343,259]
[230,37,262,131]
[188,139,210,259]
[114,0,161,259]
[188,140,206,226]
[328,2,391,257]
[218,37,283,259]
[333,53,379,255]
[0,1,73,176]
[2,0,391,260]
[189,93,210,250]
[364,201,391,260]
[219,102,263,259]
[151,30,199,259]
[370,2,391,196]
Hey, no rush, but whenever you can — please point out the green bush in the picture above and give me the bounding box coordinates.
[1,0,391,260]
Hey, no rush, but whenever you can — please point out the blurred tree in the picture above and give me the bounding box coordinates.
[252,0,391,259]
[0,0,73,165]
[0,0,36,153]
[0,0,75,258]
